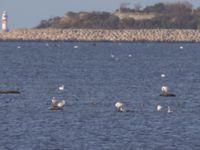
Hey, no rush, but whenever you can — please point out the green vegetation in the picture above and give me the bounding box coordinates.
[36,2,200,29]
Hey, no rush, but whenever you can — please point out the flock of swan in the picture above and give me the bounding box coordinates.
[47,44,179,112]
[15,43,182,112]
[115,83,175,113]
[50,80,175,113]
[48,46,177,112]
[114,72,176,113]
[50,85,66,110]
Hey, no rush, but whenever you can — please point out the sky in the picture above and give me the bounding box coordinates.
[1,0,200,29]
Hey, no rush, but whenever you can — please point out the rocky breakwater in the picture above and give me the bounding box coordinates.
[0,29,200,42]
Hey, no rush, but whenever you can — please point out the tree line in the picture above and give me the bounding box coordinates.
[36,2,200,29]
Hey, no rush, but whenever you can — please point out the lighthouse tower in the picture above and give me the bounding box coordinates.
[2,11,8,32]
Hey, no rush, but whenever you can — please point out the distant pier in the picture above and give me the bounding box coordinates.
[1,29,200,42]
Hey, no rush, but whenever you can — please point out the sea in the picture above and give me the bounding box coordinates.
[0,42,199,150]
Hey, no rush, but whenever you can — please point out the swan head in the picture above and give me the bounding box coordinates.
[51,97,57,104]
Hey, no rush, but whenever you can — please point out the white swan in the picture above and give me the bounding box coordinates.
[50,97,65,110]
[59,85,64,91]
[115,102,125,112]
[167,106,172,113]
[161,86,168,93]
[74,45,78,49]
[161,74,166,78]
[160,86,176,97]
[51,97,57,105]
[156,105,162,111]
[57,100,65,108]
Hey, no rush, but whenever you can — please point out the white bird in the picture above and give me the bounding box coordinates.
[128,54,132,57]
[115,102,125,112]
[157,105,162,111]
[57,100,65,108]
[161,74,166,78]
[50,97,65,110]
[179,46,183,49]
[51,97,57,105]
[167,106,172,113]
[161,86,169,93]
[160,86,176,97]
[17,46,21,49]
[74,45,78,49]
[59,85,64,91]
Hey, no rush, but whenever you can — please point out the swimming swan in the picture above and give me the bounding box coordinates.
[59,85,64,91]
[161,74,166,78]
[50,97,65,110]
[167,106,173,113]
[115,102,125,112]
[160,86,176,97]
[156,105,162,111]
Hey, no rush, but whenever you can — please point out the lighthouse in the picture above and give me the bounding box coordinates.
[2,11,8,32]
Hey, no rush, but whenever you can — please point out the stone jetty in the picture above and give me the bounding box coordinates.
[0,29,200,42]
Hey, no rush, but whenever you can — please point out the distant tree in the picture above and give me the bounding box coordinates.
[144,3,166,13]
[107,15,120,28]
[165,1,192,15]
[65,11,77,18]
[37,20,49,28]
[119,18,135,28]
[35,1,200,30]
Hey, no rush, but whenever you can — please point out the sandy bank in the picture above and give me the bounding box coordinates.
[0,29,200,42]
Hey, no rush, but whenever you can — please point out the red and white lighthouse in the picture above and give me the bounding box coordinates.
[2,11,8,32]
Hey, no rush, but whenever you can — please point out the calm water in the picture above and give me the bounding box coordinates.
[0,42,199,150]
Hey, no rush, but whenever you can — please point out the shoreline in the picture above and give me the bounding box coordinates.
[0,39,198,43]
[0,29,200,42]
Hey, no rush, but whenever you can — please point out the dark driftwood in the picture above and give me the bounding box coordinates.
[0,90,20,94]
[160,93,176,97]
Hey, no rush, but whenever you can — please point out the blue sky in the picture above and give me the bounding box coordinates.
[1,0,200,29]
